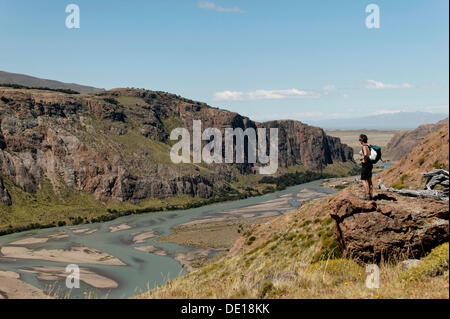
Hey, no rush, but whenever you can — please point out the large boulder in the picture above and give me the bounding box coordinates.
[329,190,449,263]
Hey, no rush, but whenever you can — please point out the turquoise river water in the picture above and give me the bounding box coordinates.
[0,180,335,299]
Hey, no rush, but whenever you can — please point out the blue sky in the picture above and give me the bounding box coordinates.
[0,0,448,122]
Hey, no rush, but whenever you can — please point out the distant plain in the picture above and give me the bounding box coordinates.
[326,129,399,161]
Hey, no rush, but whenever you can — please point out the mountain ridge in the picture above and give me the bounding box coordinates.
[310,112,448,130]
[385,118,448,161]
[0,85,355,232]
[0,70,102,94]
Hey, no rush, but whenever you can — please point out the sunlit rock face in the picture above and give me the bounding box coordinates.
[0,87,353,204]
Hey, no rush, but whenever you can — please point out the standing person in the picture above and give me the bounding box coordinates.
[359,134,373,200]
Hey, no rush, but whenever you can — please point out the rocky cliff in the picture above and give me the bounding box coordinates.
[0,86,354,207]
[385,118,448,161]
[261,120,353,170]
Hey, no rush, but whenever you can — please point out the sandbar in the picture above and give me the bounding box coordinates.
[0,246,125,266]
[0,270,51,299]
[134,245,168,256]
[9,237,49,245]
[132,231,157,244]
[22,266,118,289]
[109,223,132,233]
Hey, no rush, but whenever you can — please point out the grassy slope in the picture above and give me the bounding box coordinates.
[0,176,212,234]
[378,122,449,189]
[136,192,449,299]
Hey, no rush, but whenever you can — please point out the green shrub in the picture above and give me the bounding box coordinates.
[313,237,341,262]
[433,162,445,170]
[399,243,449,284]
[390,174,408,190]
[418,157,425,166]
[300,238,316,248]
[286,233,296,241]
[301,220,312,227]
[306,259,363,283]
[258,280,274,298]
[246,236,256,245]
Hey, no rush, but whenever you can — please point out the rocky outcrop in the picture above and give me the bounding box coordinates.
[385,118,448,161]
[0,86,354,205]
[330,190,449,263]
[334,123,450,263]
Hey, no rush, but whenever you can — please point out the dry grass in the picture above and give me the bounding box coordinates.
[135,196,449,299]
[379,123,449,189]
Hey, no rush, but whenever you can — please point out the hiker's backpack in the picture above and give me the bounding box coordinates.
[368,144,382,164]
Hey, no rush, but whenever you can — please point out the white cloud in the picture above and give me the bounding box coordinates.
[420,105,449,114]
[321,84,350,98]
[197,1,245,13]
[322,85,338,95]
[372,105,449,115]
[254,112,325,121]
[373,109,404,115]
[213,88,320,101]
[365,80,415,89]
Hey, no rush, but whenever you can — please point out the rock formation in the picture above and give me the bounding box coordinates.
[0,86,354,205]
[261,120,353,170]
[330,190,449,263]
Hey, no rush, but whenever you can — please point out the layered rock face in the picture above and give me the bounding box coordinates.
[0,87,353,205]
[262,120,353,170]
[330,190,449,263]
